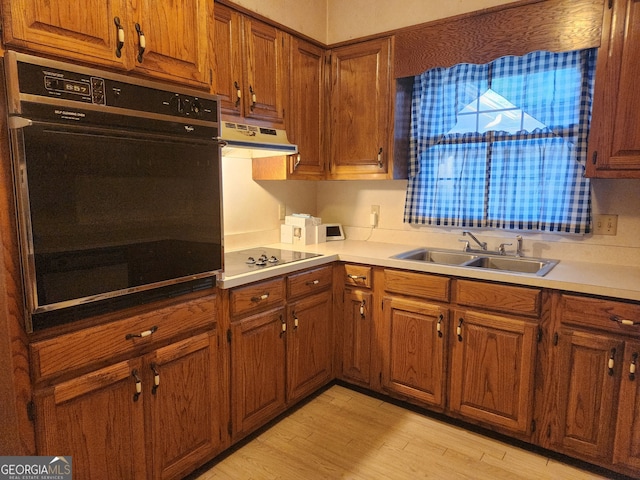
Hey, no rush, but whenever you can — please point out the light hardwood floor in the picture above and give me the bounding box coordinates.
[193,385,618,480]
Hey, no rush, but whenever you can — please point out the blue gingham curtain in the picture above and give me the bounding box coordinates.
[404,49,597,233]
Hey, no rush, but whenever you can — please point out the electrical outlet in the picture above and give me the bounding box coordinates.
[370,205,380,228]
[593,214,618,235]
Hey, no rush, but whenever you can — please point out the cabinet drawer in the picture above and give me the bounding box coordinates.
[561,294,640,336]
[30,296,217,384]
[230,277,285,317]
[384,269,450,302]
[287,265,332,300]
[344,264,372,289]
[456,280,541,317]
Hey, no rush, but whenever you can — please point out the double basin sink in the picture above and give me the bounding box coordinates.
[391,248,558,276]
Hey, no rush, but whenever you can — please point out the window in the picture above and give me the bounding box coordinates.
[404,49,597,234]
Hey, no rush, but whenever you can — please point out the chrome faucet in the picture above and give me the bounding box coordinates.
[461,231,487,251]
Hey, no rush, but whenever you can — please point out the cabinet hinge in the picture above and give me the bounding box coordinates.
[27,400,36,422]
[227,328,232,343]
[531,419,536,433]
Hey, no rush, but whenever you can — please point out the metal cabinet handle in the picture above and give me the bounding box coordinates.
[249,85,257,110]
[347,274,367,281]
[377,147,383,168]
[457,318,464,342]
[251,293,270,303]
[293,154,301,170]
[292,312,299,329]
[630,352,638,381]
[608,348,616,376]
[135,23,146,63]
[132,369,142,402]
[610,315,640,326]
[114,17,125,57]
[234,81,242,107]
[305,279,320,286]
[437,314,444,338]
[280,315,286,337]
[150,363,160,395]
[125,326,158,340]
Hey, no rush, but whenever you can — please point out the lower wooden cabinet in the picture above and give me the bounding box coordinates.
[449,308,538,436]
[341,287,373,386]
[613,341,640,472]
[34,330,222,480]
[381,296,448,410]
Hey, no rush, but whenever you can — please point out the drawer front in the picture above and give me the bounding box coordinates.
[230,277,286,317]
[384,269,450,302]
[561,294,640,336]
[344,264,372,289]
[30,295,217,383]
[456,280,541,317]
[287,265,332,300]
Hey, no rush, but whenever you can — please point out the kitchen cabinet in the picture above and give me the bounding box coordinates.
[550,294,640,476]
[587,0,640,177]
[229,267,332,441]
[328,37,394,179]
[1,0,212,89]
[449,280,541,437]
[212,3,288,124]
[30,295,222,480]
[252,36,327,180]
[340,265,374,387]
[381,270,450,410]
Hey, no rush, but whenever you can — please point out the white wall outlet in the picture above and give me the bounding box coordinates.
[593,214,618,235]
[370,205,380,227]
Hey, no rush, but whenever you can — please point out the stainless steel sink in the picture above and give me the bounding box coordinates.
[391,248,479,265]
[464,256,558,276]
[391,247,558,276]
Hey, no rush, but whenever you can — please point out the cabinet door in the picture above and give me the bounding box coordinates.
[131,0,211,88]
[287,37,326,178]
[450,309,537,435]
[382,296,448,410]
[329,37,391,178]
[341,288,373,386]
[614,341,640,470]
[555,329,624,462]
[34,359,147,480]
[147,331,221,480]
[587,0,640,177]
[287,290,333,403]
[230,307,286,440]
[1,0,128,69]
[212,3,244,116]
[243,18,287,124]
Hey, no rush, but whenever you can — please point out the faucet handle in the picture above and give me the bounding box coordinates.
[458,239,470,252]
[498,242,512,255]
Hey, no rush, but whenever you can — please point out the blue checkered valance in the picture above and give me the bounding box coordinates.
[404,49,597,234]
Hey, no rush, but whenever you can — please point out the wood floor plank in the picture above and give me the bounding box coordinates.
[195,385,614,480]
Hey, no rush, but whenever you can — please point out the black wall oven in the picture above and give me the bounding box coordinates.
[3,51,223,331]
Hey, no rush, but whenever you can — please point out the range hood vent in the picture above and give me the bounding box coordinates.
[219,121,298,159]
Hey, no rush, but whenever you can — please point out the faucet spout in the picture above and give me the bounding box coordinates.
[462,231,487,251]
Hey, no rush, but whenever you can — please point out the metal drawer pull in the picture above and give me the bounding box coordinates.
[347,274,367,280]
[132,369,142,402]
[114,17,125,57]
[630,353,638,381]
[135,23,146,63]
[305,279,320,286]
[251,293,270,303]
[125,325,158,340]
[610,315,639,326]
[151,363,160,395]
[608,348,616,376]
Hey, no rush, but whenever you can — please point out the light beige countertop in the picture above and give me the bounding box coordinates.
[219,240,640,302]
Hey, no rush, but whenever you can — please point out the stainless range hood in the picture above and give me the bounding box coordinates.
[219,121,298,158]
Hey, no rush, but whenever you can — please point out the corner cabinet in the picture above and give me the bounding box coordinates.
[30,295,223,480]
[212,3,288,124]
[1,0,212,89]
[328,37,394,179]
[587,0,640,177]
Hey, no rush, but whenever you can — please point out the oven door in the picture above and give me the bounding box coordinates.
[9,118,223,331]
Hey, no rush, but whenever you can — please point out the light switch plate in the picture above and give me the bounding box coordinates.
[593,214,618,235]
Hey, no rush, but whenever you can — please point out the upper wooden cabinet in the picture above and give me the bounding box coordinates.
[1,0,212,89]
[587,0,640,177]
[212,3,287,124]
[328,37,394,179]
